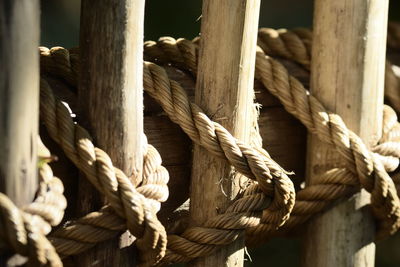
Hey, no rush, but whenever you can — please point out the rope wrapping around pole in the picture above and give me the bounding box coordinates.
[38,43,400,265]
[40,78,169,266]
[142,33,400,238]
[145,26,400,117]
[39,47,296,265]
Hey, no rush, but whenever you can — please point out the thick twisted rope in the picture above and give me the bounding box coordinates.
[40,47,296,264]
[145,26,400,117]
[145,52,398,243]
[49,144,170,262]
[40,46,79,87]
[272,105,400,231]
[254,27,400,185]
[143,32,400,238]
[49,143,169,263]
[40,78,169,266]
[257,26,400,118]
[143,62,295,264]
[144,38,198,77]
[50,206,124,257]
[0,140,67,266]
[39,29,400,260]
[257,27,312,69]
[255,47,400,239]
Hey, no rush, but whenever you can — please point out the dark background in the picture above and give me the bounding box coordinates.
[40,1,400,266]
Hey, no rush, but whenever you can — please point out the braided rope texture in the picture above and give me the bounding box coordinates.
[40,78,170,266]
[40,47,296,265]
[0,138,67,266]
[35,23,400,265]
[143,27,400,240]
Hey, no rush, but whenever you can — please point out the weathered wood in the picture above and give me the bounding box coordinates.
[0,0,40,263]
[303,1,389,266]
[77,0,145,266]
[189,0,261,266]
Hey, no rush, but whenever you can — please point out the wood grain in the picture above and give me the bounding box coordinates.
[76,0,145,266]
[189,1,261,266]
[302,1,389,266]
[0,0,39,263]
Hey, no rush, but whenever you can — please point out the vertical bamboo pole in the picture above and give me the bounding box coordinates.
[77,0,145,266]
[0,0,40,263]
[303,1,389,266]
[189,0,260,266]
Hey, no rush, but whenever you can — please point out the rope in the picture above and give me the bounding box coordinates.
[145,26,400,117]
[142,34,400,240]
[37,24,400,264]
[40,78,169,266]
[144,62,295,264]
[50,206,124,257]
[39,47,297,264]
[257,27,312,69]
[0,138,67,266]
[255,45,400,240]
[257,26,400,118]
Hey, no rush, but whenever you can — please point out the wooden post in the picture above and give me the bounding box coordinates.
[77,0,145,266]
[189,0,260,266]
[303,1,389,267]
[0,0,40,263]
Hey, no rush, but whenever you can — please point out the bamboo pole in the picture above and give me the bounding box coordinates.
[189,0,260,266]
[303,1,389,266]
[0,0,40,264]
[76,0,145,266]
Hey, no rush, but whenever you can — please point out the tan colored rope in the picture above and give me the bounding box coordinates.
[254,47,400,238]
[271,104,400,240]
[40,78,169,266]
[39,27,400,262]
[40,47,79,87]
[145,27,400,118]
[39,47,296,265]
[50,206,124,257]
[144,38,198,76]
[144,62,295,264]
[257,26,400,118]
[145,52,398,243]
[257,27,312,69]
[143,35,400,239]
[0,139,67,266]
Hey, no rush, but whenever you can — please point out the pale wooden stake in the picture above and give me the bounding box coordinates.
[77,0,145,266]
[303,1,389,266]
[0,0,40,264]
[189,0,260,266]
